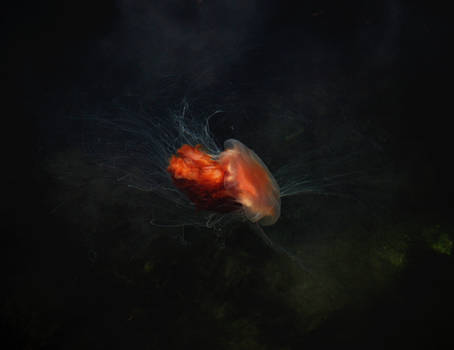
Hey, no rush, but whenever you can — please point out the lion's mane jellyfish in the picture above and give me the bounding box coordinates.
[81,103,355,271]
[167,139,281,226]
[83,102,341,232]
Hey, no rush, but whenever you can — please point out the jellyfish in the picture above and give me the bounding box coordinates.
[83,101,353,270]
[167,139,281,226]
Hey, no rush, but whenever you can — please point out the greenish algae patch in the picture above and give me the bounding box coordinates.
[431,233,453,255]
[377,242,407,268]
[366,225,410,272]
[423,225,453,255]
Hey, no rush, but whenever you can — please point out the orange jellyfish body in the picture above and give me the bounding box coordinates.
[167,139,281,226]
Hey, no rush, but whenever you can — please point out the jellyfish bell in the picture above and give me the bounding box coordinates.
[167,138,281,226]
[219,139,281,226]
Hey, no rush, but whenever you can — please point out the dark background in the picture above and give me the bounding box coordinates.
[4,1,453,349]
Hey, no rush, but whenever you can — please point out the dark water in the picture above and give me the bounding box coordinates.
[5,1,452,349]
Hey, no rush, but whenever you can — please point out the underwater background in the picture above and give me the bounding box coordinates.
[5,0,453,349]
